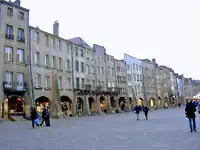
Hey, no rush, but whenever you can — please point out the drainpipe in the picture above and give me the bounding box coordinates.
[70,44,76,116]
[28,21,34,108]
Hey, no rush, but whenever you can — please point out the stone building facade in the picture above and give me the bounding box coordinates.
[141,59,157,107]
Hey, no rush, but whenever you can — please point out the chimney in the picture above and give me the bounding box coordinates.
[53,21,59,36]
[14,0,21,6]
[152,58,156,64]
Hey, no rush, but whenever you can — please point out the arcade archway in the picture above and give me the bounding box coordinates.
[100,96,106,112]
[149,98,155,107]
[77,97,83,111]
[60,96,72,115]
[35,96,50,113]
[137,98,143,106]
[2,96,26,119]
[119,97,126,111]
[110,96,116,108]
[129,97,133,109]
[88,97,95,111]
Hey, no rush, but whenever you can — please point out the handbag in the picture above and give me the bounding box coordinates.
[34,118,39,125]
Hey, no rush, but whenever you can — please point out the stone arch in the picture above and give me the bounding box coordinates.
[35,96,50,113]
[149,98,155,107]
[100,96,106,112]
[88,96,95,111]
[119,97,126,110]
[110,96,116,108]
[77,97,84,111]
[60,96,72,112]
[137,98,143,106]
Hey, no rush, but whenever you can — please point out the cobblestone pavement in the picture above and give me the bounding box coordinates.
[0,108,200,150]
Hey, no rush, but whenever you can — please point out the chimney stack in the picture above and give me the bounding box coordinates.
[14,0,21,6]
[53,21,59,36]
[152,58,156,64]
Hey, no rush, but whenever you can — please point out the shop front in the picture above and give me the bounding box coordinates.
[2,81,27,120]
[35,96,50,114]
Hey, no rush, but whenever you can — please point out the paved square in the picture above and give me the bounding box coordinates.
[0,108,200,150]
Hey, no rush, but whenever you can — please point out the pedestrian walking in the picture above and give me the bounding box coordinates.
[178,102,181,108]
[185,100,196,132]
[30,107,39,128]
[40,105,50,127]
[143,105,149,120]
[134,104,141,120]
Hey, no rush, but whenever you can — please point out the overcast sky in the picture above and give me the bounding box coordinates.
[22,0,200,79]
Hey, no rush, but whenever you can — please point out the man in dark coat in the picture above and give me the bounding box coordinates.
[143,105,149,120]
[40,106,50,127]
[30,107,39,128]
[185,100,196,132]
[134,104,141,120]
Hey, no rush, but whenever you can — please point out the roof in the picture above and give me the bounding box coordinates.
[68,37,92,49]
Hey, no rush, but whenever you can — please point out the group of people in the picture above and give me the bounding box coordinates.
[30,106,50,128]
[185,99,200,132]
[133,104,149,120]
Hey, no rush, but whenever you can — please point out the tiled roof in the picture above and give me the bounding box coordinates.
[68,37,92,49]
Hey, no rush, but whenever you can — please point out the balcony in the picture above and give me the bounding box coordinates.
[17,36,25,42]
[5,34,14,40]
[2,81,27,97]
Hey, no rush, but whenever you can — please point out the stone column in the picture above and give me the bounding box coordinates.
[3,98,8,119]
[96,95,102,114]
[72,94,77,117]
[115,95,120,112]
[84,95,90,115]
[107,95,112,114]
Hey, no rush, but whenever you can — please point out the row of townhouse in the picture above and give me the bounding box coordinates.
[0,0,199,119]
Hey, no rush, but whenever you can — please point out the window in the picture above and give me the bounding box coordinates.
[66,59,70,71]
[127,65,130,70]
[58,40,61,50]
[97,66,100,74]
[76,61,79,72]
[4,46,13,62]
[58,76,62,89]
[45,35,49,47]
[45,76,50,89]
[85,52,89,59]
[136,64,138,70]
[75,47,78,56]
[80,49,84,57]
[92,80,95,87]
[7,8,13,17]
[17,28,24,41]
[34,52,39,65]
[81,78,84,88]
[52,38,55,48]
[17,49,24,64]
[140,74,142,81]
[133,63,135,70]
[16,73,24,88]
[137,74,139,81]
[51,56,56,68]
[111,68,114,75]
[34,31,39,44]
[133,74,136,81]
[81,62,84,73]
[91,66,94,74]
[44,55,49,66]
[85,65,89,74]
[76,78,80,89]
[5,72,13,87]
[117,67,120,72]
[58,57,62,70]
[18,12,24,20]
[35,74,41,87]
[101,67,104,75]
[66,78,71,89]
[98,80,100,85]
[6,25,13,36]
